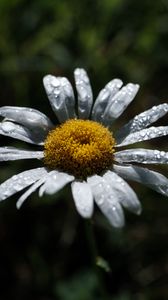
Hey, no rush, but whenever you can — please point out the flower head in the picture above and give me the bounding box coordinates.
[1,68,168,228]
[44,119,116,178]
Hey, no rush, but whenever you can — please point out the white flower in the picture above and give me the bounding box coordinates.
[1,68,168,228]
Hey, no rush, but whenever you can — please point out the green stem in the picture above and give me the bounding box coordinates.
[84,219,109,299]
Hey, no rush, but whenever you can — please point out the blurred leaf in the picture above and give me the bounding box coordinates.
[96,256,111,273]
[55,270,98,300]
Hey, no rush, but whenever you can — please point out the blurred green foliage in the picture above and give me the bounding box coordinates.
[0,0,168,299]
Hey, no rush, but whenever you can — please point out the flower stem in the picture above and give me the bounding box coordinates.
[84,219,109,299]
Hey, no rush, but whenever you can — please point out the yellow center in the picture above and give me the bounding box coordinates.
[44,119,116,178]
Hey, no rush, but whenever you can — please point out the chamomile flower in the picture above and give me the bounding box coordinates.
[0,68,168,227]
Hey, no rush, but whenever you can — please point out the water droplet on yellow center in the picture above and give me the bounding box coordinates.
[44,119,116,178]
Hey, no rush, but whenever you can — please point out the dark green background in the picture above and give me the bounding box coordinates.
[0,0,168,299]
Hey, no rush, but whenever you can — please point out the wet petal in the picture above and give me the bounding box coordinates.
[74,68,93,119]
[71,181,94,218]
[16,176,47,209]
[114,149,168,164]
[0,146,44,161]
[103,171,141,214]
[39,171,74,196]
[113,164,168,196]
[43,75,76,123]
[102,83,139,126]
[0,167,48,201]
[91,79,123,122]
[116,126,168,147]
[0,121,45,145]
[87,175,125,228]
[0,106,53,138]
[116,103,168,141]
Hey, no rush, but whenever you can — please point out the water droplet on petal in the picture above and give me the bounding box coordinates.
[98,195,104,205]
[2,122,14,133]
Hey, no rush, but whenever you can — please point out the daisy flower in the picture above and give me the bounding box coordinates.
[0,68,168,228]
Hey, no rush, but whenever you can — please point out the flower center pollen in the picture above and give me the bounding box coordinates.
[44,119,116,178]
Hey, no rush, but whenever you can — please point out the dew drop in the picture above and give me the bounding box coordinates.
[2,122,14,133]
[14,184,21,191]
[97,195,104,205]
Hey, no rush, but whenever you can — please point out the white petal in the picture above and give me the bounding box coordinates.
[16,176,47,209]
[39,171,74,196]
[74,68,93,119]
[113,164,168,196]
[87,175,125,228]
[0,146,44,161]
[114,149,168,164]
[116,103,168,141]
[0,121,45,145]
[103,171,141,214]
[116,126,168,147]
[102,83,139,126]
[0,167,48,201]
[91,79,123,122]
[0,106,53,138]
[43,75,76,123]
[71,181,94,218]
